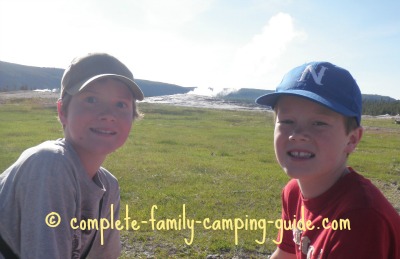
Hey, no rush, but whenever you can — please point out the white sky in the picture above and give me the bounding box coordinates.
[1,0,399,99]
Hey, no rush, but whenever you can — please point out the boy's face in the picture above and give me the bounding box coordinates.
[59,78,134,159]
[274,96,360,182]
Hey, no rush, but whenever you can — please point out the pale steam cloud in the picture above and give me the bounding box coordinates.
[191,13,306,96]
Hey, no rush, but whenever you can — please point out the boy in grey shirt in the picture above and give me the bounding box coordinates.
[0,53,144,258]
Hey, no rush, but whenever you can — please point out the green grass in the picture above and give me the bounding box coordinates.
[0,101,399,258]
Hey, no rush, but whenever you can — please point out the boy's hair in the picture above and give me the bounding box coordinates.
[344,117,359,135]
[256,61,362,126]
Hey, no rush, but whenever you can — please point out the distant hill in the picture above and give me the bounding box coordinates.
[219,89,399,105]
[135,79,195,97]
[0,61,63,91]
[218,88,274,104]
[362,94,397,102]
[0,61,194,97]
[0,60,398,104]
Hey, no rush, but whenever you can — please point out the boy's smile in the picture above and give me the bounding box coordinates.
[90,128,117,136]
[287,150,315,159]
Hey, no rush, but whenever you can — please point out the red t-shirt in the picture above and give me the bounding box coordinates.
[277,168,400,259]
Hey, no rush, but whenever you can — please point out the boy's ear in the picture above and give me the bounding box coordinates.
[57,99,67,125]
[345,126,363,154]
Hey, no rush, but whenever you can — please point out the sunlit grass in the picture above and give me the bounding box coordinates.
[0,101,399,258]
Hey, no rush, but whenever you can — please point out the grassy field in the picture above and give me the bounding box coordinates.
[0,98,399,258]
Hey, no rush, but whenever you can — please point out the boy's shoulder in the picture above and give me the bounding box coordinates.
[14,139,78,170]
[282,169,399,217]
[21,138,70,159]
[339,170,399,217]
[2,139,80,180]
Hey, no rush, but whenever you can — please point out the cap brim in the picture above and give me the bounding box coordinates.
[65,74,144,101]
[256,90,359,119]
[255,93,281,108]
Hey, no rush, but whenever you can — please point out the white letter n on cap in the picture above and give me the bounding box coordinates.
[298,65,328,85]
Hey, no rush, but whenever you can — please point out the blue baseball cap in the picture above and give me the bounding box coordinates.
[255,61,362,125]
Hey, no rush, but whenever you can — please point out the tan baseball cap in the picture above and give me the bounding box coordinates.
[60,53,144,101]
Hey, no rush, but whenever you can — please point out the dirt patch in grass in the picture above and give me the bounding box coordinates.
[0,90,59,107]
[371,180,400,213]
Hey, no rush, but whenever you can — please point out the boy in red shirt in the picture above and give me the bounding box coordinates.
[256,62,400,259]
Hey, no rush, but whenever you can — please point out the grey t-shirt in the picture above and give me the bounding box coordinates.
[0,139,121,258]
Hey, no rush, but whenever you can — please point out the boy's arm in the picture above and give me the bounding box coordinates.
[269,248,296,259]
[327,208,398,258]
[18,154,77,258]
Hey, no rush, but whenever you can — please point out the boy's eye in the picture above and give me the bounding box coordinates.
[278,119,293,124]
[313,121,328,126]
[85,96,97,103]
[116,101,129,108]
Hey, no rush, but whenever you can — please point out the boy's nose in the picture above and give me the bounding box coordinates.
[289,127,309,141]
[98,106,117,121]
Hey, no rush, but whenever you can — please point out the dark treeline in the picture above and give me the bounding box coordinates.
[363,99,400,116]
